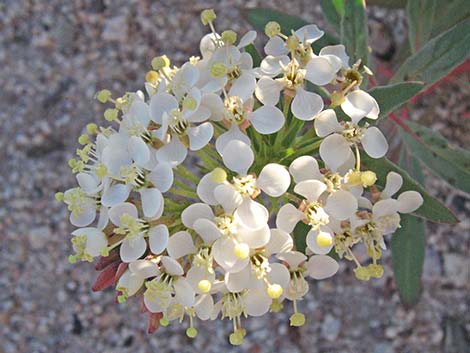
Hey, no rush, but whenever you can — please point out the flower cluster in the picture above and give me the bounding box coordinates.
[56,9,423,344]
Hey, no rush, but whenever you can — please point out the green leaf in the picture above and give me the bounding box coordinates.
[320,0,344,32]
[391,213,425,306]
[361,155,459,224]
[406,0,437,52]
[368,81,424,120]
[292,221,309,253]
[340,0,369,66]
[401,121,470,193]
[366,0,407,7]
[245,43,262,67]
[391,18,470,88]
[244,8,338,51]
[430,0,470,37]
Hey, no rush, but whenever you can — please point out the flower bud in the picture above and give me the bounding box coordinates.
[221,30,237,45]
[211,167,227,183]
[210,62,227,78]
[186,327,198,338]
[316,231,333,248]
[198,279,212,293]
[265,21,281,38]
[361,171,377,187]
[200,9,216,25]
[267,284,283,299]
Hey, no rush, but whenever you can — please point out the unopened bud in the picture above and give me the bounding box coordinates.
[267,284,283,299]
[361,171,377,187]
[210,62,227,78]
[316,231,333,248]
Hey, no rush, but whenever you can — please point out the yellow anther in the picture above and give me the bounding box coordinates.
[160,316,169,327]
[200,9,216,26]
[229,330,244,345]
[78,134,89,145]
[68,159,77,168]
[361,171,377,187]
[68,255,77,264]
[186,327,198,338]
[330,90,345,108]
[234,243,250,259]
[145,70,159,84]
[86,123,98,134]
[316,231,333,248]
[354,266,370,281]
[183,96,197,110]
[95,89,111,103]
[265,21,281,38]
[198,280,212,293]
[104,108,119,121]
[55,192,64,202]
[286,35,300,51]
[270,299,283,312]
[267,284,283,299]
[347,170,362,185]
[367,264,384,278]
[289,313,305,327]
[115,97,126,109]
[221,30,237,45]
[210,167,227,183]
[210,62,227,78]
[100,247,109,257]
[151,55,170,70]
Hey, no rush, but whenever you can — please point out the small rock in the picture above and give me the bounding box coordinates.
[443,253,470,287]
[29,225,51,250]
[321,314,341,341]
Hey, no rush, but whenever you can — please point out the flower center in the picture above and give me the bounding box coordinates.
[342,122,366,143]
[144,273,173,309]
[280,59,305,90]
[169,109,189,136]
[232,175,258,197]
[304,201,329,227]
[323,172,343,192]
[214,214,237,236]
[224,96,246,123]
[222,292,246,320]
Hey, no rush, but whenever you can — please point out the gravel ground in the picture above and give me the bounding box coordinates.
[0,1,469,353]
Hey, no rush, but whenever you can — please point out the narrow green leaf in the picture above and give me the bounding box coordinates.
[430,0,470,37]
[406,0,437,52]
[293,221,309,253]
[245,43,262,67]
[391,213,425,306]
[366,0,407,7]
[391,18,470,88]
[361,155,459,224]
[340,0,369,66]
[401,121,470,193]
[368,81,424,120]
[244,8,338,51]
[320,0,344,32]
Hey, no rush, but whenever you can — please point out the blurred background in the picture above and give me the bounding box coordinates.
[0,1,468,352]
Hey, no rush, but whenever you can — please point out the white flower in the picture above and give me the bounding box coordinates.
[116,260,160,299]
[70,227,108,261]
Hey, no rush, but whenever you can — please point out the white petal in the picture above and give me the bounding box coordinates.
[249,105,285,134]
[265,229,293,255]
[139,188,163,218]
[167,231,195,259]
[150,93,178,124]
[382,172,403,199]
[197,173,219,205]
[120,236,147,263]
[128,136,150,166]
[80,229,107,257]
[118,271,144,297]
[319,45,350,68]
[229,73,256,102]
[148,224,169,255]
[257,163,291,197]
[277,251,307,269]
[174,278,196,307]
[201,93,224,121]
[289,156,322,183]
[187,266,215,292]
[260,55,290,76]
[276,204,304,233]
[108,202,137,226]
[267,262,291,288]
[373,199,399,218]
[306,226,334,255]
[216,124,251,156]
[305,56,338,86]
[148,163,174,193]
[397,191,423,213]
[238,30,257,48]
[222,140,254,175]
[156,136,187,167]
[341,90,380,124]
[181,203,214,229]
[319,133,351,172]
[187,122,214,151]
[294,24,324,43]
[225,265,251,292]
[255,76,282,106]
[234,198,269,230]
[314,109,342,137]
[101,184,131,207]
[212,237,249,273]
[264,36,288,56]
[294,180,327,202]
[214,184,243,213]
[307,255,339,279]
[195,294,214,320]
[199,33,220,59]
[76,173,99,194]
[161,256,184,276]
[144,291,167,313]
[129,99,151,126]
[97,207,109,230]
[193,218,222,245]
[291,88,324,121]
[361,127,388,158]
[325,190,358,220]
[245,288,271,317]
[129,259,160,279]
[236,224,271,249]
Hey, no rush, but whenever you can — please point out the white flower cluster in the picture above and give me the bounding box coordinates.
[56,9,424,344]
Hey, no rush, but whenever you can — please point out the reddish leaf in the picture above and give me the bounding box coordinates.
[147,312,163,334]
[114,263,128,283]
[94,250,120,270]
[92,262,120,292]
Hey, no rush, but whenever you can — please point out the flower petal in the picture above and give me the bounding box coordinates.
[174,278,195,307]
[249,105,285,134]
[324,190,358,220]
[193,218,222,245]
[276,204,304,233]
[319,45,350,68]
[197,172,219,205]
[222,140,254,175]
[382,172,403,199]
[305,56,338,86]
[294,179,327,202]
[139,188,163,218]
[120,236,147,263]
[108,202,137,226]
[306,226,334,255]
[294,24,324,43]
[214,184,243,213]
[255,76,282,106]
[341,90,379,124]
[257,163,291,197]
[238,30,257,48]
[291,88,324,121]
[319,133,351,172]
[265,228,293,255]
[148,224,169,255]
[150,93,178,124]
[229,73,256,102]
[289,156,322,183]
[361,127,388,158]
[167,231,196,259]
[245,288,271,317]
[314,109,342,137]
[148,163,174,193]
[156,136,187,167]
[225,265,251,292]
[236,224,271,249]
[215,123,250,156]
[234,198,269,230]
[128,136,150,166]
[129,259,160,279]
[307,255,339,280]
[161,256,184,276]
[181,203,214,229]
[264,36,288,56]
[397,191,423,213]
[101,184,131,207]
[187,122,214,151]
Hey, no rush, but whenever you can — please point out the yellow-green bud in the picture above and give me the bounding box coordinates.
[183,96,197,110]
[267,284,283,299]
[286,35,299,51]
[361,171,377,187]
[104,108,119,121]
[78,134,89,145]
[160,316,169,327]
[210,62,227,78]
[186,327,198,338]
[354,266,370,281]
[347,170,362,185]
[100,247,109,257]
[221,30,237,45]
[68,255,77,264]
[289,313,306,327]
[145,70,159,84]
[55,192,64,202]
[151,55,170,70]
[86,123,98,134]
[200,9,216,26]
[265,21,281,38]
[210,167,227,183]
[198,280,212,293]
[316,231,333,248]
[95,89,111,103]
